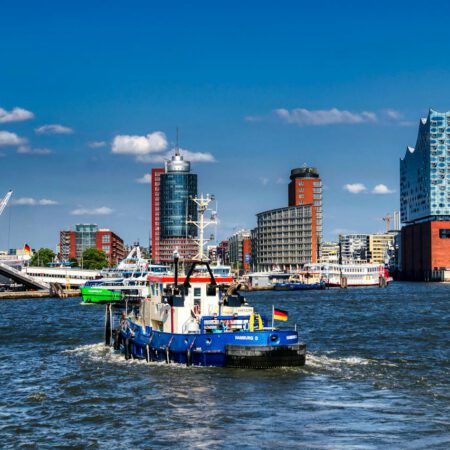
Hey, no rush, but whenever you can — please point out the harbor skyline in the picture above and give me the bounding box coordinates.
[3,1,450,249]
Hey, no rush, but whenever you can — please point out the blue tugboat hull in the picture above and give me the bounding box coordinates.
[118,326,306,368]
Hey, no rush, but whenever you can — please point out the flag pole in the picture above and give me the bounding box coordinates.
[271,305,274,330]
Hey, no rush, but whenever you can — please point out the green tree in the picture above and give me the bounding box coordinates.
[81,248,109,270]
[30,248,55,267]
[68,257,79,267]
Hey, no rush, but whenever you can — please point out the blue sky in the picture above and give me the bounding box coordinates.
[1,0,450,250]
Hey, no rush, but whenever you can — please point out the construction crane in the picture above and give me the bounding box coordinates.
[382,213,392,232]
[0,190,13,217]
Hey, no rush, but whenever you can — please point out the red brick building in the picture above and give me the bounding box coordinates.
[401,221,450,280]
[96,229,126,266]
[59,225,125,267]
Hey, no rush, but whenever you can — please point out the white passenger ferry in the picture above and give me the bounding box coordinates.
[22,265,101,287]
[301,263,389,287]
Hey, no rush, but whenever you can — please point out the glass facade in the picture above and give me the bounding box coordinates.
[75,224,98,259]
[159,173,197,238]
[401,109,450,223]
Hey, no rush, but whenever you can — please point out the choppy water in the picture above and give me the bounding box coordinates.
[0,282,449,449]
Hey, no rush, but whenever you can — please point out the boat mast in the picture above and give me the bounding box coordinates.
[186,194,217,261]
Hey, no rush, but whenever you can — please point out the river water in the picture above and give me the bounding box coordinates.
[0,282,449,449]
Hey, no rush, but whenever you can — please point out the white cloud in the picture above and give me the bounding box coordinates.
[385,109,403,120]
[136,173,152,184]
[17,145,51,155]
[111,131,216,164]
[176,149,216,163]
[89,141,107,148]
[276,177,285,184]
[372,184,395,194]
[70,206,114,215]
[112,131,168,156]
[12,197,59,206]
[0,131,27,146]
[35,124,74,135]
[134,148,216,164]
[0,107,34,124]
[344,183,367,194]
[275,108,377,126]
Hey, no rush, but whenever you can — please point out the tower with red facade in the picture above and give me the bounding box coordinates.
[288,166,322,262]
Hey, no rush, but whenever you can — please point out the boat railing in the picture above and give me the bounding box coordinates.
[200,314,269,333]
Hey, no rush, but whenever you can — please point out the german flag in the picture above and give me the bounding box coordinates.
[273,307,288,321]
[23,244,31,254]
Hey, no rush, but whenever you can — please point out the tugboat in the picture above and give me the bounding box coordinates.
[109,195,306,368]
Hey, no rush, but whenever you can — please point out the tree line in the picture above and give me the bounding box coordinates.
[30,247,109,270]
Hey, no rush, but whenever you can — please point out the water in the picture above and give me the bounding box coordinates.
[0,282,449,449]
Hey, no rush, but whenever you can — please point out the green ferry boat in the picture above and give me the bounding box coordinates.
[81,285,123,303]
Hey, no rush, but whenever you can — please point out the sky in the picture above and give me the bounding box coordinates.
[2,0,450,251]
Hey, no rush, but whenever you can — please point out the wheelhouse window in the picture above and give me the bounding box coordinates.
[439,229,450,238]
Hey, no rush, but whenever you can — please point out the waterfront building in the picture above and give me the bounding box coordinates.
[151,152,198,263]
[400,109,450,280]
[151,167,165,263]
[319,241,340,264]
[216,240,229,265]
[288,166,323,254]
[339,234,369,264]
[59,224,125,266]
[227,229,251,273]
[367,233,396,265]
[253,205,315,272]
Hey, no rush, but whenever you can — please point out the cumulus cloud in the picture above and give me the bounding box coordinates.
[70,206,114,215]
[35,124,74,135]
[372,184,395,194]
[89,141,107,148]
[344,183,367,194]
[0,131,27,146]
[17,145,51,155]
[136,173,152,184]
[12,197,59,206]
[112,131,168,156]
[111,132,216,164]
[0,107,34,123]
[275,107,377,126]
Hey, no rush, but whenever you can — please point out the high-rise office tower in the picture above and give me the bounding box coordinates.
[151,152,198,263]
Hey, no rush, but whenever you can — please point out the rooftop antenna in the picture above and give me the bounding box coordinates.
[175,127,180,156]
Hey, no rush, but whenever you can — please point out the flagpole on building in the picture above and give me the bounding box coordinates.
[271,305,274,330]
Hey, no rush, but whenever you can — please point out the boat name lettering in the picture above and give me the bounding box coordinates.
[287,335,297,340]
[235,336,254,340]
